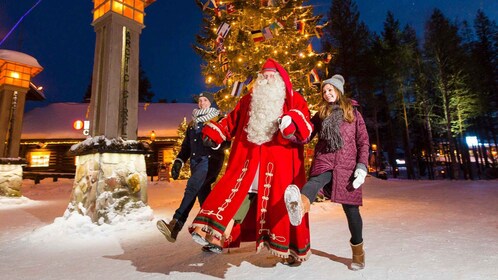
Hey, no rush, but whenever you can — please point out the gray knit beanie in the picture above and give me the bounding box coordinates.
[321,74,345,95]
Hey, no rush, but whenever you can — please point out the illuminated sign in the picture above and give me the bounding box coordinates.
[73,120,84,130]
[73,120,90,135]
[83,120,90,136]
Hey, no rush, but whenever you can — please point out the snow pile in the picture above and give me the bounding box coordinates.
[0,196,39,210]
[69,135,150,155]
[0,157,26,164]
[25,201,154,243]
[2,178,498,280]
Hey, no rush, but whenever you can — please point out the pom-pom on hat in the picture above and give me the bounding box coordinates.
[322,74,345,95]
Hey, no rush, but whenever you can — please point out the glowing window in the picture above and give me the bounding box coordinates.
[28,151,51,167]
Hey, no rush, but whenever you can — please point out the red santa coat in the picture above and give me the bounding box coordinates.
[192,91,313,261]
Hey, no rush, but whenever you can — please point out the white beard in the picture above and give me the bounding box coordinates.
[245,72,286,145]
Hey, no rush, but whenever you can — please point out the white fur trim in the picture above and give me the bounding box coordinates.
[211,143,221,150]
[174,158,184,168]
[206,122,227,141]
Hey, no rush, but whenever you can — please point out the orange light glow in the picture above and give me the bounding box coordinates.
[73,120,84,130]
[0,61,41,89]
[93,0,151,24]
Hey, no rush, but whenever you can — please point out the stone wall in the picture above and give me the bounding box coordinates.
[0,164,23,197]
[68,152,148,224]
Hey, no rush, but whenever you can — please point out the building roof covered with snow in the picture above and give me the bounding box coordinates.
[21,102,198,140]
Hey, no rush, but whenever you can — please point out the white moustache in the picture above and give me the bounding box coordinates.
[257,79,268,85]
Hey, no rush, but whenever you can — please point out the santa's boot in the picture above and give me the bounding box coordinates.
[157,219,183,243]
[203,219,235,254]
[350,242,365,270]
[285,185,311,226]
[191,226,210,246]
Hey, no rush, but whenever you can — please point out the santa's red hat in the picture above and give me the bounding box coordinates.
[261,58,294,108]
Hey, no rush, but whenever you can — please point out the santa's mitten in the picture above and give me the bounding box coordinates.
[278,115,297,139]
[283,110,313,141]
[202,121,226,148]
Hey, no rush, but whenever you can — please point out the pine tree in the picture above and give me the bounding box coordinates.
[138,64,155,102]
[378,12,420,179]
[194,0,327,112]
[471,10,498,168]
[321,0,371,100]
[424,9,469,179]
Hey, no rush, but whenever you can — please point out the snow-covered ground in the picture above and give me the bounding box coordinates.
[1,177,497,280]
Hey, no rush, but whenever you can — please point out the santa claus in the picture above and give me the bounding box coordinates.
[190,58,313,264]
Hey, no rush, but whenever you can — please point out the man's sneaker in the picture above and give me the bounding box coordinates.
[157,219,182,243]
[284,184,303,226]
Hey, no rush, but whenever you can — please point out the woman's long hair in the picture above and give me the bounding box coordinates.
[318,85,355,123]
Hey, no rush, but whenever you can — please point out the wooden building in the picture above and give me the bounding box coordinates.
[20,102,196,182]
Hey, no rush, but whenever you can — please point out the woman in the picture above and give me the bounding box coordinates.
[284,74,370,270]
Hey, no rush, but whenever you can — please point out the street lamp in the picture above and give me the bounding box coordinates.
[0,50,43,197]
[0,55,42,88]
[0,50,43,158]
[371,144,378,176]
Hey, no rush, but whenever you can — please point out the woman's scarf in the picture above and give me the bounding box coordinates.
[319,104,344,153]
[192,107,219,124]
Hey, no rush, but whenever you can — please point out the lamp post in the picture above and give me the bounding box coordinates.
[65,1,155,222]
[0,50,43,197]
[89,0,155,139]
[371,143,378,177]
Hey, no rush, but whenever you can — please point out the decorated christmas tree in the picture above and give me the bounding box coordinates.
[194,0,329,112]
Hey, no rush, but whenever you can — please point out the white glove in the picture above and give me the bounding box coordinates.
[279,115,292,131]
[278,115,296,138]
[352,168,367,189]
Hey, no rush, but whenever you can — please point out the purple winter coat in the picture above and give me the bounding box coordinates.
[309,105,370,205]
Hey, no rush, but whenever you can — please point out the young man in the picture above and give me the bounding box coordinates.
[157,92,226,245]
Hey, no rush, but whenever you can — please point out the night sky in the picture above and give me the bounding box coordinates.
[1,0,496,109]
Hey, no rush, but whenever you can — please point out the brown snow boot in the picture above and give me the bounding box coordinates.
[350,242,365,270]
[157,219,183,243]
[301,194,311,214]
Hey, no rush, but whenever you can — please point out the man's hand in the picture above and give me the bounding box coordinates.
[171,160,182,180]
[352,168,367,189]
[202,136,218,149]
[279,115,296,139]
[202,122,225,147]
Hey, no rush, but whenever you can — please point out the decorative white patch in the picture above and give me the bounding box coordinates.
[199,160,249,220]
[257,162,285,243]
